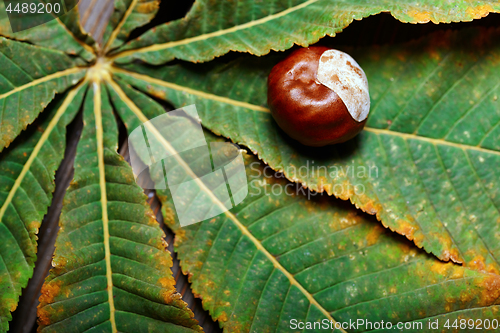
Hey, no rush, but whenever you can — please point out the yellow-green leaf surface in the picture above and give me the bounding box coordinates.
[113,26,500,272]
[112,0,500,65]
[155,125,500,332]
[0,85,86,331]
[38,82,201,333]
[0,37,87,151]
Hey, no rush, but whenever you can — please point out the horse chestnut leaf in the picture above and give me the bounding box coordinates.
[267,46,370,146]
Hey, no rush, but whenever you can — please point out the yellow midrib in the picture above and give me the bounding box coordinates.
[113,67,500,157]
[111,0,320,60]
[0,82,84,224]
[93,81,117,333]
[0,67,84,101]
[363,127,500,157]
[104,77,345,332]
[104,0,139,53]
[111,66,269,112]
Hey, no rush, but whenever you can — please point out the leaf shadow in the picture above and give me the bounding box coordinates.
[275,123,362,162]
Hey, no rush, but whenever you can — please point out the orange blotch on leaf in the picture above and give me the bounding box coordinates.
[366,224,385,246]
[407,10,433,23]
[217,311,228,322]
[477,274,500,306]
[39,280,63,307]
[466,4,494,19]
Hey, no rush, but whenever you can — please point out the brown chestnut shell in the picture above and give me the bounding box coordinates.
[267,46,367,147]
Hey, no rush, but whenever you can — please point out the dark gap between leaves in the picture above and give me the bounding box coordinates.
[126,0,196,44]
[328,12,500,48]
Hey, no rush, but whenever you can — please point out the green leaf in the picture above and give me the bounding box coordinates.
[0,85,86,331]
[0,3,95,61]
[0,37,87,151]
[158,130,500,332]
[111,0,500,65]
[102,0,160,53]
[37,81,201,333]
[101,77,500,330]
[112,26,500,271]
[103,72,500,332]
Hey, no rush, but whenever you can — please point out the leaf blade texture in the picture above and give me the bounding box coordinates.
[158,127,500,332]
[37,82,202,332]
[0,3,95,61]
[107,76,500,332]
[0,37,86,151]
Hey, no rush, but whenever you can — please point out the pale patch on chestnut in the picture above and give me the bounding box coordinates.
[267,46,369,146]
[317,49,370,122]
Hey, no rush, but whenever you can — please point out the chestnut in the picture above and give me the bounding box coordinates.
[267,46,370,146]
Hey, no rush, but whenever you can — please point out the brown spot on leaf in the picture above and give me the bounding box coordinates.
[429,261,457,277]
[477,274,500,306]
[147,85,167,100]
[407,10,433,23]
[440,249,463,264]
[158,276,176,289]
[162,205,178,226]
[428,50,441,61]
[161,289,185,309]
[217,311,228,322]
[468,255,487,272]
[136,1,159,13]
[154,249,173,271]
[466,255,500,275]
[39,280,63,306]
[366,224,385,246]
[397,220,417,240]
[466,4,494,19]
[52,255,68,269]
[37,306,51,326]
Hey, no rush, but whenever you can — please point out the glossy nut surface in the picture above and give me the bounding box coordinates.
[267,46,368,147]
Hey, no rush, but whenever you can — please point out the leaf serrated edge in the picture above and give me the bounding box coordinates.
[0,80,87,224]
[109,0,322,61]
[103,0,139,54]
[109,2,500,62]
[104,75,346,332]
